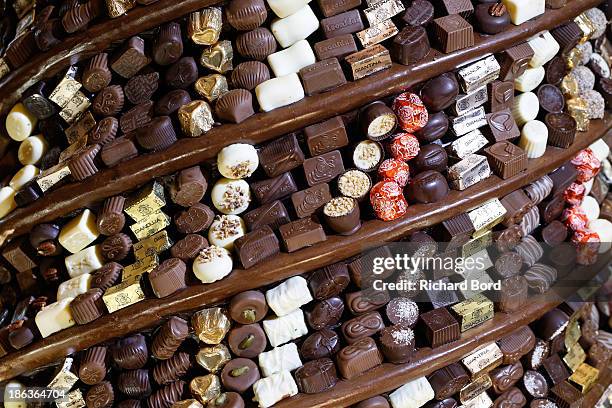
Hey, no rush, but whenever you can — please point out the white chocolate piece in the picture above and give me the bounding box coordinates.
[57,273,92,300]
[266,276,313,317]
[353,140,383,171]
[514,66,545,92]
[389,377,435,408]
[580,196,600,221]
[255,73,305,112]
[502,0,544,25]
[518,120,548,159]
[588,219,612,253]
[207,215,246,250]
[6,103,38,141]
[0,187,16,219]
[65,245,104,278]
[270,5,319,48]
[210,178,251,215]
[511,92,539,126]
[18,134,48,165]
[9,164,39,190]
[267,0,311,18]
[217,143,259,179]
[583,177,594,195]
[4,381,27,408]
[527,31,559,68]
[192,245,233,283]
[267,40,316,77]
[258,343,303,377]
[35,298,76,338]
[252,370,298,408]
[589,139,610,162]
[262,308,308,347]
[59,209,100,254]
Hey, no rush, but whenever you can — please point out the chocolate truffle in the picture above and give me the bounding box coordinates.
[405,170,449,204]
[420,73,460,112]
[379,324,415,363]
[475,3,510,35]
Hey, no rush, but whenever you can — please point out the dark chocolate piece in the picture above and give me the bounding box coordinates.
[117,369,151,398]
[549,163,578,197]
[91,262,122,290]
[475,3,510,35]
[545,56,567,86]
[522,370,549,398]
[490,361,524,394]
[494,387,527,408]
[171,166,207,207]
[251,172,298,204]
[83,53,112,92]
[405,170,449,204]
[234,226,280,269]
[215,89,254,124]
[170,234,208,261]
[79,346,107,385]
[392,26,431,66]
[538,84,564,114]
[317,0,361,17]
[541,353,570,385]
[2,238,37,273]
[173,203,215,234]
[549,381,583,408]
[71,288,106,325]
[101,137,138,167]
[301,328,340,361]
[379,323,416,364]
[227,323,267,358]
[152,352,191,385]
[545,113,577,149]
[541,220,568,247]
[432,14,474,53]
[420,73,459,112]
[413,144,448,173]
[550,22,582,54]
[534,309,569,341]
[428,363,470,400]
[500,190,532,226]
[420,308,460,348]
[100,233,132,262]
[235,28,276,61]
[111,36,150,79]
[498,275,528,313]
[164,57,198,89]
[155,89,191,116]
[414,111,449,143]
[153,22,183,66]
[306,297,344,330]
[226,0,267,30]
[345,290,390,315]
[403,0,434,26]
[259,134,305,178]
[498,326,536,364]
[120,101,154,134]
[321,10,364,39]
[147,381,184,408]
[308,263,350,300]
[348,246,395,288]
[151,316,189,360]
[243,200,290,231]
[92,85,124,117]
[125,72,159,105]
[360,101,397,141]
[86,381,114,408]
[314,34,358,61]
[386,297,419,327]
[231,61,270,91]
[295,358,338,394]
[498,42,534,81]
[434,213,475,250]
[112,334,148,369]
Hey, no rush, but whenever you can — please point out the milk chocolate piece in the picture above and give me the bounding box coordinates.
[304,117,349,157]
[550,22,582,54]
[295,358,338,394]
[101,136,138,167]
[494,387,526,407]
[243,200,290,231]
[174,203,215,234]
[428,363,470,400]
[303,150,345,186]
[306,297,344,330]
[484,141,527,179]
[379,324,416,364]
[79,346,107,385]
[165,57,198,90]
[88,117,118,146]
[226,0,266,30]
[549,381,583,408]
[542,353,570,385]
[170,234,207,261]
[120,101,153,134]
[321,10,363,39]
[155,89,191,116]
[86,381,114,408]
[113,334,148,369]
[318,0,361,17]
[236,28,276,61]
[342,311,385,343]
[259,134,305,178]
[498,274,527,312]
[423,399,457,408]
[500,190,532,225]
[545,112,576,148]
[432,14,474,53]
[221,358,260,393]
[214,89,254,124]
[149,258,186,298]
[291,184,332,218]
[229,291,267,324]
[420,308,460,348]
[336,337,383,379]
[497,326,536,365]
[314,34,358,60]
[299,58,347,96]
[345,44,392,80]
[171,166,207,207]
[91,262,121,290]
[251,172,298,204]
[6,31,36,69]
[153,22,183,66]
[150,317,189,360]
[231,61,270,91]
[405,170,449,204]
[2,237,37,273]
[346,290,389,315]
[488,81,515,113]
[308,263,350,300]
[498,43,534,81]
[234,226,280,268]
[124,72,159,105]
[111,37,150,79]
[433,213,475,250]
[227,323,266,358]
[549,163,577,197]
[490,362,524,394]
[92,85,124,117]
[483,109,520,142]
[441,0,474,16]
[71,288,106,324]
[279,217,326,252]
[391,26,430,66]
[403,0,434,26]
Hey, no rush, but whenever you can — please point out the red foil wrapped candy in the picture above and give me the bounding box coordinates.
[571,148,601,183]
[370,180,408,221]
[562,206,589,231]
[563,182,586,206]
[392,92,429,133]
[378,158,410,187]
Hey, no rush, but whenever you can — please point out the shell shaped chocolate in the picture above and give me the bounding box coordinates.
[214,89,253,123]
[231,61,271,91]
[236,28,277,61]
[226,0,267,31]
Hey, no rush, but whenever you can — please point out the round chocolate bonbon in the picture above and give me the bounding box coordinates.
[155,89,192,116]
[414,111,449,143]
[91,262,122,290]
[360,102,397,141]
[420,73,459,112]
[379,324,415,364]
[405,170,449,204]
[137,116,178,151]
[412,144,448,173]
[226,0,267,31]
[305,297,345,330]
[475,3,510,35]
[88,117,118,146]
[229,290,268,324]
[101,233,132,262]
[227,323,267,358]
[92,85,125,117]
[220,358,260,393]
[386,297,419,327]
[79,346,107,385]
[236,28,276,61]
[71,288,106,325]
[231,61,270,91]
[294,358,338,394]
[537,84,564,113]
[86,381,114,408]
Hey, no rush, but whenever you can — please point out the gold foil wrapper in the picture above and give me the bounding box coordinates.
[356,20,398,48]
[190,375,221,404]
[13,0,34,19]
[102,274,145,313]
[172,400,204,408]
[574,13,596,43]
[561,75,580,98]
[195,74,228,102]
[106,0,136,18]
[565,48,582,70]
[196,344,231,373]
[66,111,96,144]
[189,8,222,45]
[48,358,79,390]
[192,308,231,345]
[200,40,233,74]
[125,181,166,222]
[56,389,86,408]
[345,44,392,80]
[462,230,492,258]
[461,392,494,408]
[461,342,503,378]
[567,98,590,132]
[178,100,214,137]
[122,254,159,281]
[451,293,494,332]
[565,318,581,350]
[50,75,82,108]
[564,343,587,372]
[59,91,91,124]
[468,199,506,235]
[0,58,10,80]
[460,374,492,403]
[15,10,34,35]
[129,210,171,240]
[133,230,173,259]
[36,164,71,192]
[569,363,599,393]
[59,136,88,162]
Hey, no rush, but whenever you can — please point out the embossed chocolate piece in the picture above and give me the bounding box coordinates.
[243,200,290,232]
[498,42,534,81]
[259,134,305,178]
[432,14,474,53]
[428,363,470,400]
[251,172,298,204]
[336,337,383,379]
[234,226,280,269]
[111,36,150,79]
[306,297,344,330]
[484,141,527,179]
[291,184,332,218]
[420,308,460,348]
[303,150,345,187]
[314,34,357,60]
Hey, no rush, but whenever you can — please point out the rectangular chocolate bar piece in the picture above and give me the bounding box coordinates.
[468,198,506,233]
[484,141,528,179]
[432,14,474,53]
[234,226,281,268]
[450,293,494,332]
[258,133,305,178]
[459,375,492,403]
[420,308,460,348]
[344,44,392,80]
[125,181,166,222]
[2,237,37,273]
[251,172,298,204]
[356,20,398,48]
[303,150,345,186]
[103,274,145,313]
[317,0,362,18]
[314,34,358,61]
[299,58,347,96]
[291,183,332,218]
[461,342,503,377]
[498,42,534,81]
[348,246,394,288]
[279,217,326,252]
[321,10,364,39]
[336,337,383,379]
[244,200,290,231]
[457,55,501,93]
[434,213,475,251]
[304,116,349,156]
[549,162,578,197]
[447,153,491,191]
[129,211,171,240]
[550,381,583,408]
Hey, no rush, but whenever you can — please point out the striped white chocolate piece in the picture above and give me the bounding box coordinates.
[266,276,313,317]
[263,308,308,347]
[258,343,303,377]
[9,164,39,190]
[527,31,559,67]
[57,273,92,300]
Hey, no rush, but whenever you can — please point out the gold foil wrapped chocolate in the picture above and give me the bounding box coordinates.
[564,47,582,70]
[200,40,233,73]
[47,358,79,390]
[122,254,159,281]
[574,13,596,43]
[345,44,392,80]
[196,344,231,373]
[0,59,10,81]
[195,75,228,102]
[172,399,204,408]
[356,20,398,48]
[565,318,581,350]
[106,0,136,18]
[189,8,222,45]
[561,75,580,98]
[59,91,91,124]
[564,343,586,371]
[192,308,231,345]
[125,181,166,222]
[102,274,145,313]
[133,230,173,259]
[56,389,86,408]
[460,374,492,403]
[468,199,507,235]
[190,375,221,404]
[129,211,171,240]
[451,293,494,332]
[569,363,599,393]
[461,343,503,378]
[178,100,214,137]
[462,231,492,259]
[567,97,589,132]
[50,74,82,108]
[65,112,96,144]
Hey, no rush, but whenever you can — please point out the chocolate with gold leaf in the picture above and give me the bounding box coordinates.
[189,8,222,45]
[195,74,228,102]
[192,308,231,344]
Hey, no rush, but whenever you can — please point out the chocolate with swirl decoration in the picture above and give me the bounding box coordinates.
[490,361,524,394]
[234,226,280,269]
[252,172,298,205]
[493,387,526,408]
[291,183,332,219]
[341,311,385,343]
[346,289,390,315]
[303,150,345,187]
[336,337,383,379]
[524,263,557,294]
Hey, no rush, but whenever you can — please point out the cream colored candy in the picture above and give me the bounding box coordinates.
[217,143,259,179]
[262,308,308,347]
[267,0,311,18]
[18,134,48,165]
[518,120,548,159]
[389,377,435,408]
[255,73,305,112]
[35,298,76,338]
[589,138,610,162]
[211,178,251,215]
[258,343,303,377]
[4,381,27,408]
[57,273,92,300]
[580,196,600,221]
[65,245,104,278]
[270,5,319,48]
[265,276,313,317]
[192,245,233,283]
[0,187,16,219]
[6,102,38,141]
[512,92,539,126]
[9,164,39,190]
[267,40,316,77]
[527,31,559,68]
[514,66,545,92]
[207,215,246,250]
[583,177,594,195]
[59,209,100,253]
[588,219,612,253]
[252,370,298,408]
[502,0,544,25]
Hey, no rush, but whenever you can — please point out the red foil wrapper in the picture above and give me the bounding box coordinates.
[562,206,589,231]
[392,92,428,133]
[571,148,601,183]
[563,182,586,206]
[390,133,420,162]
[572,229,600,265]
[370,180,409,221]
[378,158,410,187]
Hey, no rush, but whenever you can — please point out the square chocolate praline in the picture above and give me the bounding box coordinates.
[484,141,528,179]
[420,308,460,348]
[432,14,474,53]
[497,42,534,81]
[441,0,474,18]
[482,109,520,142]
